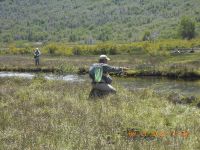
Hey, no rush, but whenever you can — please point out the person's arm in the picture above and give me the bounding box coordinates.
[103,64,123,74]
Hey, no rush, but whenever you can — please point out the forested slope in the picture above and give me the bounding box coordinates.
[0,0,200,43]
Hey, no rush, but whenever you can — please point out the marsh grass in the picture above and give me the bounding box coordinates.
[2,53,200,79]
[0,78,200,150]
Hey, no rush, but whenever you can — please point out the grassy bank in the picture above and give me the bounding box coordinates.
[1,53,200,79]
[0,77,200,150]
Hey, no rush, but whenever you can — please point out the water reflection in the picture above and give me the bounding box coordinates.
[0,72,34,79]
[119,77,200,97]
[0,72,84,82]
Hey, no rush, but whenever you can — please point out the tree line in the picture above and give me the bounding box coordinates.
[0,0,199,43]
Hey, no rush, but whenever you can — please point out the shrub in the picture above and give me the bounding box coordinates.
[178,17,196,40]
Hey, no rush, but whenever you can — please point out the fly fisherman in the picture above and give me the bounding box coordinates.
[34,48,41,66]
[89,55,127,98]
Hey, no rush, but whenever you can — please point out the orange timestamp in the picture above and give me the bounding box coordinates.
[127,128,190,139]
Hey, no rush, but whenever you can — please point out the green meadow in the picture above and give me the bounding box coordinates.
[1,40,200,149]
[1,0,200,149]
[0,77,200,150]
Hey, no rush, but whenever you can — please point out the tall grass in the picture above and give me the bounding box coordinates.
[0,78,200,150]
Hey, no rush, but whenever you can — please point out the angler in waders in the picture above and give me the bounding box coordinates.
[34,48,41,66]
[89,55,127,98]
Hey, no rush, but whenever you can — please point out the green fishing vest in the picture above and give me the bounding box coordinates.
[89,64,103,82]
[94,65,103,82]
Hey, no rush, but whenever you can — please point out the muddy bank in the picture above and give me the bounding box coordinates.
[78,67,200,80]
[0,67,62,73]
[125,71,200,80]
[167,93,200,109]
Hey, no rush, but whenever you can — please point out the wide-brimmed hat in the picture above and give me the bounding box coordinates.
[99,55,110,60]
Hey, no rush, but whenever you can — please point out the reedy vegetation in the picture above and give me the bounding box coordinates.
[1,39,200,56]
[0,78,200,150]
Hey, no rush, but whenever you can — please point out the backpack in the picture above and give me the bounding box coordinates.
[89,64,103,82]
[34,50,40,58]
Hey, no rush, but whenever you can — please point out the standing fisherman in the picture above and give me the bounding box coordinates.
[89,55,127,98]
[34,48,41,66]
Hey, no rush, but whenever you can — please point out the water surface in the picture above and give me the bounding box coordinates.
[1,72,200,97]
[0,72,84,82]
[119,77,200,97]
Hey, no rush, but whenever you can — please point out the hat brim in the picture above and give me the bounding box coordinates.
[99,55,110,60]
[106,57,110,60]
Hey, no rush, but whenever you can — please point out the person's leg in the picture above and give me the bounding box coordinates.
[93,83,116,94]
[89,88,100,98]
[36,57,39,66]
[38,57,40,65]
[35,58,37,66]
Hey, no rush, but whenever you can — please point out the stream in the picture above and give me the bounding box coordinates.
[1,71,200,97]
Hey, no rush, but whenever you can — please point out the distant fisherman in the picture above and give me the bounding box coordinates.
[34,48,41,66]
[89,55,127,98]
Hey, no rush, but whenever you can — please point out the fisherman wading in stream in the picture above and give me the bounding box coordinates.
[34,48,41,66]
[89,55,127,98]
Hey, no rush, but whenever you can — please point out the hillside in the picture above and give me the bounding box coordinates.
[0,0,200,43]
